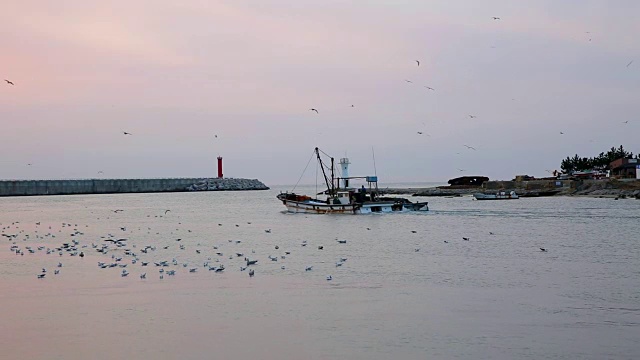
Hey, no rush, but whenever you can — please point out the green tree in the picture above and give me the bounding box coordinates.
[559,145,635,173]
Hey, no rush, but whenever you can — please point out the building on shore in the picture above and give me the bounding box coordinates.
[447,176,489,187]
[610,158,640,179]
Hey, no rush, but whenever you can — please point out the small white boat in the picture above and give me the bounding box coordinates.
[277,147,428,214]
[473,190,519,200]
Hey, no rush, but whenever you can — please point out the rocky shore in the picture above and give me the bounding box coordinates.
[381,179,640,199]
[187,178,269,191]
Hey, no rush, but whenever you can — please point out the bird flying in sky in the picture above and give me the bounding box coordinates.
[627,60,634,68]
[492,17,501,20]
[468,115,477,119]
[123,131,132,135]
[415,60,420,66]
[463,145,476,150]
[309,108,318,114]
[424,86,435,91]
[4,79,14,85]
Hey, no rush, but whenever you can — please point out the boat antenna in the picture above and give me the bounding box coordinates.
[291,149,316,192]
[372,146,378,177]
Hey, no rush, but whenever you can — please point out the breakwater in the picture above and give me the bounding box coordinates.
[0,178,269,197]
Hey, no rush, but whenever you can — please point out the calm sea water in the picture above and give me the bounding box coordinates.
[1,186,639,360]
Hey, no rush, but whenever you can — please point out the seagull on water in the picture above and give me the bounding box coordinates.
[462,237,470,241]
[326,275,332,281]
[248,269,255,277]
[540,247,547,252]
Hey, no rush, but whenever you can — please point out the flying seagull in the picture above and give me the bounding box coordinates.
[457,168,466,172]
[560,132,564,135]
[424,86,435,91]
[415,60,420,66]
[309,108,318,114]
[214,134,218,138]
[463,145,476,150]
[492,17,501,20]
[123,131,133,135]
[417,131,423,135]
[405,79,413,83]
[97,171,104,174]
[165,210,171,214]
[627,60,634,68]
[468,115,477,119]
[4,79,14,85]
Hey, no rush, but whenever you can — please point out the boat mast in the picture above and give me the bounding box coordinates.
[315,147,335,196]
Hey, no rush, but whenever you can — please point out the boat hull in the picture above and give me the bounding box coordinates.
[278,195,428,214]
[473,192,519,200]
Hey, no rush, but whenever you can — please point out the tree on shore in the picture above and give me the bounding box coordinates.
[560,145,638,173]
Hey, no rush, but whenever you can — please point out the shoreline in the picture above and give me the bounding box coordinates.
[380,178,640,199]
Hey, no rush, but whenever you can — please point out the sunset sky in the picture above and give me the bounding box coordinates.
[1,1,639,185]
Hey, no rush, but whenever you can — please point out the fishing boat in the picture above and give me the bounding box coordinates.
[473,190,519,200]
[277,147,429,214]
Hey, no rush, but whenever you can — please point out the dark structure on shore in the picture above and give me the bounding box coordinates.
[447,176,489,187]
[610,158,639,178]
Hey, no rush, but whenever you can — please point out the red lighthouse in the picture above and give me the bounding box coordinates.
[217,156,223,178]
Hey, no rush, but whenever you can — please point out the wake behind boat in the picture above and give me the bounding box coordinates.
[277,147,428,214]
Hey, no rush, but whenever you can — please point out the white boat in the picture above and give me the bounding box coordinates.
[277,148,428,214]
[473,190,519,200]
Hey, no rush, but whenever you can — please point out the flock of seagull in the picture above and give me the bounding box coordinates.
[2,213,361,282]
[4,15,635,172]
[2,205,551,283]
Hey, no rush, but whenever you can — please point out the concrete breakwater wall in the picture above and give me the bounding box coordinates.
[0,178,269,197]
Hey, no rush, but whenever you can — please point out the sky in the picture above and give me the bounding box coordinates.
[1,0,639,185]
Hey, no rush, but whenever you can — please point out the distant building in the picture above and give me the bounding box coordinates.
[609,158,639,179]
[447,176,489,187]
